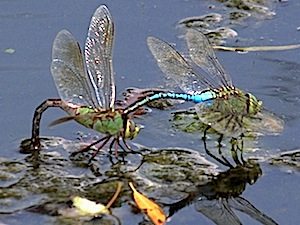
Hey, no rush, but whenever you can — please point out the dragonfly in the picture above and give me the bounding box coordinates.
[29,5,140,161]
[168,159,278,225]
[127,29,284,138]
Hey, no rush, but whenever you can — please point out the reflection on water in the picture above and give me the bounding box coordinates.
[204,136,247,168]
[0,0,298,224]
[167,158,279,225]
[194,166,276,225]
[161,137,278,225]
[0,136,291,224]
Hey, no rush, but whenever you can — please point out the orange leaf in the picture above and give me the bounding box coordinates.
[129,182,166,225]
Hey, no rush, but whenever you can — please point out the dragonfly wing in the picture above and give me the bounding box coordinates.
[186,29,233,88]
[243,109,284,134]
[195,93,250,137]
[195,197,242,225]
[197,107,239,137]
[51,30,98,107]
[195,97,283,137]
[85,5,115,110]
[147,36,215,95]
[229,197,278,225]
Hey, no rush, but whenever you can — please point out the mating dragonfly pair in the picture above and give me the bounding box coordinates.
[28,5,284,162]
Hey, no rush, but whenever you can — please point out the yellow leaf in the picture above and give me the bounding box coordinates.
[129,182,166,225]
[4,48,15,54]
[72,181,123,217]
[72,196,109,216]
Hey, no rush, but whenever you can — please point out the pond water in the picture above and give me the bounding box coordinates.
[0,0,299,224]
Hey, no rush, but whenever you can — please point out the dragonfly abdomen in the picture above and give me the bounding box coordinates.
[123,90,217,115]
[149,91,216,103]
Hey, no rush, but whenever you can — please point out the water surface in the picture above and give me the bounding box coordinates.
[0,0,299,224]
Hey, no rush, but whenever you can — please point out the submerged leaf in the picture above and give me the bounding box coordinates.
[129,182,166,225]
[72,196,109,216]
[4,48,15,54]
[72,181,123,216]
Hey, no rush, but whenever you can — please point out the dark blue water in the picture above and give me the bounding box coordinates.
[0,0,299,224]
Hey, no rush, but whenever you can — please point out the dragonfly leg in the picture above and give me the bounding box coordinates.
[238,139,246,164]
[230,143,241,166]
[114,139,118,157]
[203,138,232,167]
[114,138,120,157]
[107,138,119,157]
[71,135,108,157]
[217,134,224,148]
[240,150,246,164]
[108,137,127,157]
[115,137,128,152]
[217,136,234,167]
[117,141,127,152]
[30,99,65,150]
[88,136,112,163]
[202,125,211,141]
[108,138,115,155]
[229,138,246,165]
[219,151,233,168]
[122,137,132,151]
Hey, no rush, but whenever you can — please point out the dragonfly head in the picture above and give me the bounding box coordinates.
[124,119,141,140]
[246,93,263,114]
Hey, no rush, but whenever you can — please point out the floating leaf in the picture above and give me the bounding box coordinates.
[72,196,109,216]
[129,182,166,225]
[213,43,300,52]
[72,181,123,216]
[4,48,15,54]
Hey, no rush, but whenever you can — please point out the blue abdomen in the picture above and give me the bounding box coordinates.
[149,90,216,103]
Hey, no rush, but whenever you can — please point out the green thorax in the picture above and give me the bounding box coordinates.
[213,87,263,115]
[75,107,123,136]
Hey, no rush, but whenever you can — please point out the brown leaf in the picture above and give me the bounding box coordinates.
[129,182,166,225]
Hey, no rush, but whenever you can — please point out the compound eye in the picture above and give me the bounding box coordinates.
[125,120,140,140]
[128,120,136,133]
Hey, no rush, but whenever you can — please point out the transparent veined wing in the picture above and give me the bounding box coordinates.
[147,36,215,95]
[251,109,284,133]
[85,5,115,110]
[51,30,98,108]
[195,97,284,137]
[186,29,232,88]
[195,196,278,225]
[228,197,278,225]
[195,197,242,225]
[195,94,250,138]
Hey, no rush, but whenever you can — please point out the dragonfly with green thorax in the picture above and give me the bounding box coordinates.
[127,29,284,138]
[28,5,140,161]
